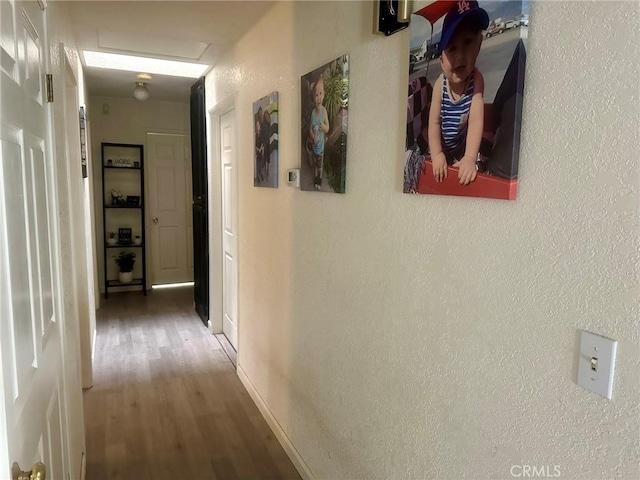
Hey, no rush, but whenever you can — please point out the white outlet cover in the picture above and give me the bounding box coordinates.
[577,330,617,399]
[287,168,300,187]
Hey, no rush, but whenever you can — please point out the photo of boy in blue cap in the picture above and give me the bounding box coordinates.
[428,0,489,185]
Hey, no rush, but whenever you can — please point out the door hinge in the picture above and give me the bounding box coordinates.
[46,74,53,102]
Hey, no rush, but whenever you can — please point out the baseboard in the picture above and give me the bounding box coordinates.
[80,451,86,480]
[91,327,97,363]
[214,333,237,368]
[237,366,314,480]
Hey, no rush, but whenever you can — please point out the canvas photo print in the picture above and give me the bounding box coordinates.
[404,0,528,200]
[300,55,349,193]
[253,91,279,188]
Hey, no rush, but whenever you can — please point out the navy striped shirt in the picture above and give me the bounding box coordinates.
[440,71,475,156]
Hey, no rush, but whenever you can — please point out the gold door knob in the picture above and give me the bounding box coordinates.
[11,462,46,480]
[152,217,159,223]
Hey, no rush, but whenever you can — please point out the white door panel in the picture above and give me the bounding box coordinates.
[148,133,193,285]
[159,227,178,268]
[0,2,73,478]
[220,110,238,350]
[2,126,36,394]
[1,0,18,80]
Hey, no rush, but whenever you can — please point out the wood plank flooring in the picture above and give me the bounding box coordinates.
[84,287,301,480]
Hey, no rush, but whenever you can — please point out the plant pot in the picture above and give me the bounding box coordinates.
[119,271,133,284]
[107,238,117,246]
[133,236,142,245]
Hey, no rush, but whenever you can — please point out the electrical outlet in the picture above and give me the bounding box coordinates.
[577,330,617,399]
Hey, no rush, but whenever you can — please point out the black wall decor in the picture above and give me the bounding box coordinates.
[374,0,410,36]
[79,106,87,178]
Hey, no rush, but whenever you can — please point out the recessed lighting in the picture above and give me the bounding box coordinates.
[83,51,209,78]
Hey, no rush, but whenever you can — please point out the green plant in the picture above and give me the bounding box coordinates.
[114,252,136,272]
[108,231,116,239]
[324,131,347,193]
[322,60,348,124]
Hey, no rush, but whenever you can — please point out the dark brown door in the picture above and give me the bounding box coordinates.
[190,77,209,325]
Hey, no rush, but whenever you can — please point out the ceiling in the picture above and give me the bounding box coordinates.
[65,1,276,103]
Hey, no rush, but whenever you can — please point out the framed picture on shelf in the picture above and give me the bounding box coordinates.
[126,195,140,206]
[118,228,132,244]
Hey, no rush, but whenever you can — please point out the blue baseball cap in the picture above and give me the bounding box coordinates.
[439,0,489,55]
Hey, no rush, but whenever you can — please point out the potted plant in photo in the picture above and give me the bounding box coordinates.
[106,231,117,246]
[114,251,136,284]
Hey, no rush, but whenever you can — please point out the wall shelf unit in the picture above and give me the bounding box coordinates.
[101,142,147,298]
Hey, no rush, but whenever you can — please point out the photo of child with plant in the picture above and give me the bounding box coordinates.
[300,55,349,193]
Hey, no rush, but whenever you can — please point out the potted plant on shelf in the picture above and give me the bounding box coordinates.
[106,231,117,246]
[114,252,136,284]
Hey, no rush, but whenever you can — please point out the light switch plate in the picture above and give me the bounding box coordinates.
[287,168,300,187]
[577,330,617,399]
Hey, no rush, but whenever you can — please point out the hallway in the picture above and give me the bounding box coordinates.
[83,287,300,480]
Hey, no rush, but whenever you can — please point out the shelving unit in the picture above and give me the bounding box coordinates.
[101,142,146,298]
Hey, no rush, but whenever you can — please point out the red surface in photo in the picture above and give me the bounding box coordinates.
[417,160,517,200]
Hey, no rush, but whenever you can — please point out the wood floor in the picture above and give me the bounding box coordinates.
[84,287,300,480]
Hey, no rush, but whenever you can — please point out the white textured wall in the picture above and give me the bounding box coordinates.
[88,97,189,292]
[206,1,639,478]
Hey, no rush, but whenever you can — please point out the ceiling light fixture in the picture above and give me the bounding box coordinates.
[83,50,209,78]
[133,82,149,101]
[133,73,151,101]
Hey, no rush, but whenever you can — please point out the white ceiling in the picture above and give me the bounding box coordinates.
[65,1,275,103]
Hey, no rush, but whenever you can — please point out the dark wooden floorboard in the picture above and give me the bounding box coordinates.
[84,287,301,480]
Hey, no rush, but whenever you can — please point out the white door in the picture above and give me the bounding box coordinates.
[147,133,193,285]
[220,110,238,350]
[0,1,74,478]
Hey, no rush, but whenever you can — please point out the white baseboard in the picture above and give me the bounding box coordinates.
[80,451,86,480]
[237,366,314,480]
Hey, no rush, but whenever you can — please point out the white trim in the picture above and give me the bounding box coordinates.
[237,367,314,480]
[91,329,96,364]
[80,451,86,480]
[59,43,89,478]
[207,94,236,338]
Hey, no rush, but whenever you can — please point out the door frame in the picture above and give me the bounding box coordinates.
[207,95,238,354]
[145,131,192,287]
[61,45,95,392]
[57,43,88,478]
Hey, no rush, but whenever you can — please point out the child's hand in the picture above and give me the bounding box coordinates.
[456,155,478,185]
[432,152,447,182]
